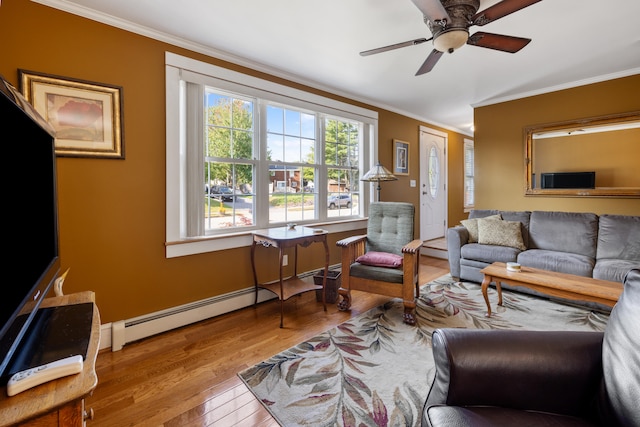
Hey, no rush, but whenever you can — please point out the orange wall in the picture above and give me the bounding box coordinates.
[0,1,467,323]
[534,129,639,187]
[474,75,640,215]
[444,132,468,225]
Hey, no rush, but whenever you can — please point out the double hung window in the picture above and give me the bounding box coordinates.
[165,53,377,257]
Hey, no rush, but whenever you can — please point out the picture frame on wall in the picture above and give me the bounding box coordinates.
[19,69,124,159]
[393,139,409,175]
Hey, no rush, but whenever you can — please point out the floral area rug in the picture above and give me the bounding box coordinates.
[238,274,609,427]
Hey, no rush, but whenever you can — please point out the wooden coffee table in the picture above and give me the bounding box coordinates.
[480,262,623,317]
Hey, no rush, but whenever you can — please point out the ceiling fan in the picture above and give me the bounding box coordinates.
[360,0,542,75]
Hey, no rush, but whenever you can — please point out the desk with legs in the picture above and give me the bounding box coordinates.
[251,226,329,327]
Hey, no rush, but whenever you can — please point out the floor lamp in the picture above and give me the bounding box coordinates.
[361,162,397,201]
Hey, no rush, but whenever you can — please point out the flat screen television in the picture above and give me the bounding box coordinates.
[540,171,596,189]
[0,75,61,381]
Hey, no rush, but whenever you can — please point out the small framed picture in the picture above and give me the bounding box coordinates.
[393,139,409,175]
[19,69,124,159]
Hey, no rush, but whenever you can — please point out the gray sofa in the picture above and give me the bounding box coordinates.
[447,210,640,308]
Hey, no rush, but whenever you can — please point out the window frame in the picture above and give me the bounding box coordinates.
[463,138,475,211]
[165,52,378,258]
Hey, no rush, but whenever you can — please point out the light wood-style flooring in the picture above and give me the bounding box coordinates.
[87,257,449,426]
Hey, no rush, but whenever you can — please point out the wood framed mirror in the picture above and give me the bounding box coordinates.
[524,111,640,198]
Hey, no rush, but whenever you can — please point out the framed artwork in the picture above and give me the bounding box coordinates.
[393,139,409,175]
[19,70,124,159]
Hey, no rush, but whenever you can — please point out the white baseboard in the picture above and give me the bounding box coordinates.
[101,266,339,352]
[102,286,277,351]
[422,247,448,259]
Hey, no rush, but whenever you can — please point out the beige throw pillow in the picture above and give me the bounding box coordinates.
[460,214,501,243]
[477,219,526,250]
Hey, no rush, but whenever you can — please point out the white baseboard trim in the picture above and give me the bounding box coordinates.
[422,247,448,259]
[102,286,276,351]
[101,266,339,352]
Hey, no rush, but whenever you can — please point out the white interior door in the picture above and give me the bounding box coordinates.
[420,126,447,241]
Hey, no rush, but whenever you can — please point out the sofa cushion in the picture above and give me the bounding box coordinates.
[425,405,595,427]
[477,219,526,250]
[459,263,487,284]
[461,214,501,243]
[517,249,595,277]
[462,243,520,264]
[593,259,640,283]
[423,329,605,427]
[599,269,640,427]
[528,211,598,258]
[350,262,404,283]
[596,214,640,261]
[366,202,415,255]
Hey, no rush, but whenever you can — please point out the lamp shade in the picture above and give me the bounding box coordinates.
[361,163,398,183]
[361,162,397,201]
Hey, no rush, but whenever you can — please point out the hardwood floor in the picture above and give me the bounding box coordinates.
[87,257,449,426]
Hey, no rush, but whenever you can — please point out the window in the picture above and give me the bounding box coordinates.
[428,145,440,198]
[165,53,377,257]
[463,138,474,210]
[325,118,360,218]
[266,105,318,225]
[204,91,255,230]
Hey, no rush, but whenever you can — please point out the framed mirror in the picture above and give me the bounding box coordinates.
[524,111,640,198]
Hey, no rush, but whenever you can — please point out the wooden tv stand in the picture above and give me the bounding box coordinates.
[0,291,100,426]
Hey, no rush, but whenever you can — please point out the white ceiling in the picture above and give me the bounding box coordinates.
[38,0,640,135]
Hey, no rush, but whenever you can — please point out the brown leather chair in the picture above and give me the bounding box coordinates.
[336,202,422,325]
[422,268,640,427]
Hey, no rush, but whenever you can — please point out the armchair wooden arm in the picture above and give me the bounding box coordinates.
[336,234,367,269]
[402,239,423,253]
[335,234,367,247]
[403,239,423,295]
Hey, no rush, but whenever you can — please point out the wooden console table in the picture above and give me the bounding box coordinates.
[480,262,622,317]
[251,226,329,327]
[0,291,100,426]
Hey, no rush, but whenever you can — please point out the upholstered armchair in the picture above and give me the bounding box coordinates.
[336,202,422,325]
[422,268,640,427]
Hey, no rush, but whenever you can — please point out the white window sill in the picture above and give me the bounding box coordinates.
[165,218,368,258]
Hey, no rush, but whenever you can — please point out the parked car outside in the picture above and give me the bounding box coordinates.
[209,185,235,202]
[328,194,351,209]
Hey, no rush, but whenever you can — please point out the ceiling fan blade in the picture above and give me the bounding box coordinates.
[472,0,542,26]
[360,37,432,56]
[415,49,444,75]
[410,0,450,23]
[467,32,531,53]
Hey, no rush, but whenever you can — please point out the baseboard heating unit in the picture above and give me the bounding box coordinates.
[107,268,336,351]
[109,286,277,351]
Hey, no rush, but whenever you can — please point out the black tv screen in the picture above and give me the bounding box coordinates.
[540,172,596,189]
[0,75,60,380]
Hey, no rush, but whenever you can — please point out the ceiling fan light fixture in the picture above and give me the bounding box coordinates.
[433,29,468,52]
